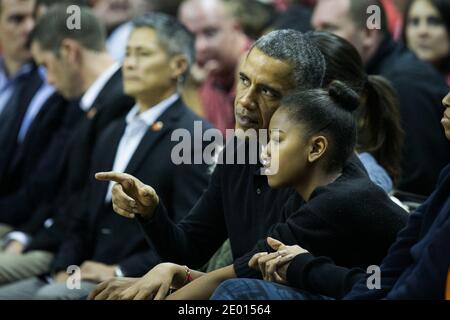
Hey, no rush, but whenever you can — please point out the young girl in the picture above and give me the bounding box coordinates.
[211,91,450,301]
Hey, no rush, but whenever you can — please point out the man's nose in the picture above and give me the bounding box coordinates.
[124,55,137,70]
[238,88,258,111]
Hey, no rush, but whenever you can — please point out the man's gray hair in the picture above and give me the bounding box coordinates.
[131,13,195,80]
[252,29,326,90]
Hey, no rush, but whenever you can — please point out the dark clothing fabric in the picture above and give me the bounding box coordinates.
[286,252,364,299]
[138,140,406,279]
[282,164,450,300]
[0,66,48,193]
[346,164,450,300]
[50,100,212,277]
[366,37,450,196]
[0,97,80,227]
[138,139,300,269]
[0,63,77,227]
[0,65,40,144]
[233,155,408,279]
[11,69,134,243]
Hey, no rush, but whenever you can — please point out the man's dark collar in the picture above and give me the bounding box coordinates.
[366,35,396,74]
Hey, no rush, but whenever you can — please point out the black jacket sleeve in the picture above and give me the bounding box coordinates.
[138,163,229,269]
[286,253,365,299]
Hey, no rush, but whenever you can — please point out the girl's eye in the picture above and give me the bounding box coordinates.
[427,16,443,26]
[408,17,419,26]
[270,135,281,144]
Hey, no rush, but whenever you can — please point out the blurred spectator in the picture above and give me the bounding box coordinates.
[0,4,134,285]
[90,0,141,34]
[0,0,35,117]
[268,3,312,33]
[91,0,182,62]
[309,32,404,193]
[403,0,450,85]
[226,0,277,40]
[34,0,89,17]
[90,0,146,61]
[179,0,252,135]
[312,0,450,196]
[0,0,71,235]
[0,12,211,300]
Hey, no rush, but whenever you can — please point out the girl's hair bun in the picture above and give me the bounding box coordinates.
[328,80,360,112]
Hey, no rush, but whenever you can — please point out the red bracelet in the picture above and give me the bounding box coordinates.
[183,266,193,285]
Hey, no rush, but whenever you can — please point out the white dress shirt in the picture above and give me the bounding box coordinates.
[106,22,132,62]
[80,62,121,111]
[105,94,179,202]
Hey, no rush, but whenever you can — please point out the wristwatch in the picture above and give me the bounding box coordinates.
[114,266,125,278]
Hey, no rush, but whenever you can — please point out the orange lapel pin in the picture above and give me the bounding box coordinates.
[151,121,164,131]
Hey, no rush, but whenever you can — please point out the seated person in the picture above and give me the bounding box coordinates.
[0,4,134,286]
[211,90,450,300]
[0,12,211,300]
[89,81,408,300]
[403,0,450,85]
[309,32,403,193]
[88,29,327,300]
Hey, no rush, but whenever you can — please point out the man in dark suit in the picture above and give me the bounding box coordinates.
[0,5,134,284]
[0,12,211,299]
[0,0,70,232]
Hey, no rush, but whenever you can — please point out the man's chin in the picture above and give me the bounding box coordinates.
[267,175,282,189]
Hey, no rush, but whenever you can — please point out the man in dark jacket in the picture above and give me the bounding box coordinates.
[0,11,211,300]
[0,0,72,230]
[0,5,134,285]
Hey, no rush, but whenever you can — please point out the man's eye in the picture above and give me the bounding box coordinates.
[262,87,280,99]
[262,88,274,97]
[239,75,250,86]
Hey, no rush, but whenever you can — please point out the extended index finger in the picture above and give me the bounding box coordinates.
[95,172,133,184]
[443,92,450,106]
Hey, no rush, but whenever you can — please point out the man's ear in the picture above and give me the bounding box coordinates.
[308,135,328,163]
[60,38,82,65]
[170,54,188,81]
